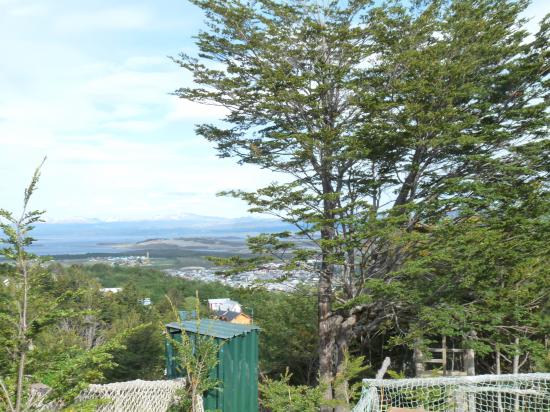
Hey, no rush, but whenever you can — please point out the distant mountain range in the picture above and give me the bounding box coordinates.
[27,215,294,256]
[36,214,293,237]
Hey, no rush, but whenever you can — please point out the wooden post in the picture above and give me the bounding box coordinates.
[464,333,476,412]
[464,349,475,376]
[513,337,519,374]
[414,339,425,377]
[496,346,503,412]
[464,331,476,376]
[454,389,466,412]
[442,336,447,376]
[513,337,520,412]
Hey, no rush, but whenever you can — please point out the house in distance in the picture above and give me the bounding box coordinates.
[213,309,252,325]
[208,298,253,324]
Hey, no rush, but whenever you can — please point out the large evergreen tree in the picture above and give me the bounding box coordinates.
[349,0,549,373]
[381,135,550,373]
[174,0,373,405]
[175,0,548,406]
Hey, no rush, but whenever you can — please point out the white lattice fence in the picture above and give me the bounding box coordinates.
[75,379,186,412]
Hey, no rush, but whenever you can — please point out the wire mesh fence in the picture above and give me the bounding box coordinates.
[36,379,186,412]
[352,373,550,412]
[76,379,186,412]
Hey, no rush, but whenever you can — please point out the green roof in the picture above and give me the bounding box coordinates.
[166,318,260,339]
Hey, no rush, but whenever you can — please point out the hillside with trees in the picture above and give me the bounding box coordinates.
[0,0,548,411]
[0,169,319,409]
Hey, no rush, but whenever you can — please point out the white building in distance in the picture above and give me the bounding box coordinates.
[208,298,242,313]
[100,287,123,294]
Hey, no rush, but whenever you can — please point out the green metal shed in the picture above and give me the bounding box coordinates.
[165,317,260,412]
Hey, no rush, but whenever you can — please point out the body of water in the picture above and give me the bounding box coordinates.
[28,235,146,256]
[15,218,292,256]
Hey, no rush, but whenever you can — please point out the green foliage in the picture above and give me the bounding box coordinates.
[167,295,221,412]
[176,0,550,392]
[105,322,165,381]
[391,200,550,370]
[0,160,59,412]
[39,334,128,404]
[231,285,318,384]
[536,352,550,372]
[63,263,318,385]
[82,263,230,311]
[260,370,324,412]
[24,265,166,384]
[333,351,371,405]
[260,351,369,411]
[0,2,547,409]
[0,166,169,410]
[206,254,273,277]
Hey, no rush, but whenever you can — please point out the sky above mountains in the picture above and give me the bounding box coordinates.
[1,0,548,222]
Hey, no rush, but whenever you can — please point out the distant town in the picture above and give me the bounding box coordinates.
[81,252,319,291]
[88,253,152,267]
[166,262,319,291]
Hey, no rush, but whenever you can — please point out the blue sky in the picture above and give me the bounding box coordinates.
[0,0,548,222]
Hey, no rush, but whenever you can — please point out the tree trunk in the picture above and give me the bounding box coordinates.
[319,263,335,412]
[334,316,357,412]
[15,352,25,412]
[15,260,29,412]
[191,386,204,412]
[319,174,337,411]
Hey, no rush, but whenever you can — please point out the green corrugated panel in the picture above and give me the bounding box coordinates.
[218,339,225,410]
[178,310,197,320]
[239,334,246,411]
[166,319,260,412]
[165,338,174,378]
[243,334,249,411]
[166,319,259,339]
[250,331,259,411]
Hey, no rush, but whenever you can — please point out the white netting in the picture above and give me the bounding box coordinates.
[75,379,186,412]
[352,373,550,412]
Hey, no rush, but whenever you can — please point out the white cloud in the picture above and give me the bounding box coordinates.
[125,56,170,69]
[7,4,46,16]
[101,120,161,132]
[21,0,549,222]
[54,6,152,32]
[167,98,230,121]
